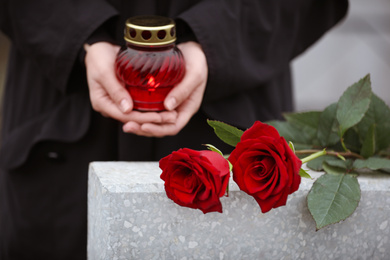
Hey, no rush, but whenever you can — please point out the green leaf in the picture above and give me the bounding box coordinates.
[342,127,362,153]
[325,159,354,171]
[299,168,312,179]
[325,159,359,176]
[322,161,347,175]
[307,174,361,230]
[228,160,233,172]
[353,157,390,173]
[322,160,356,176]
[357,94,390,153]
[204,144,223,156]
[267,120,315,148]
[284,111,321,145]
[288,141,295,153]
[360,124,376,158]
[317,103,340,147]
[306,155,337,171]
[207,120,244,147]
[267,121,301,143]
[336,74,372,137]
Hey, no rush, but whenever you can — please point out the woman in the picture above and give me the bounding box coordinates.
[0,0,348,259]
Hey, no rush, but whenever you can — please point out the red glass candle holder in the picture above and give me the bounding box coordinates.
[115,16,185,111]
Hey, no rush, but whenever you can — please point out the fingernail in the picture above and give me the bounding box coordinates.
[123,124,132,132]
[120,99,130,113]
[165,97,177,111]
[123,123,134,132]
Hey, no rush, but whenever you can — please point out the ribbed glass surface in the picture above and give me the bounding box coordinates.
[116,44,185,111]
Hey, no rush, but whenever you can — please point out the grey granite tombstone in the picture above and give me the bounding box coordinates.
[88,162,390,259]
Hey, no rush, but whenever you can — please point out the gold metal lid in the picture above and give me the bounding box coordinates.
[124,15,177,46]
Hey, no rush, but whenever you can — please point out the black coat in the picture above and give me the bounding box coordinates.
[0,0,348,168]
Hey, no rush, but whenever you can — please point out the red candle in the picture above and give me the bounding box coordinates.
[115,16,185,111]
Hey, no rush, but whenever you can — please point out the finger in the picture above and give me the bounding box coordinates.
[85,42,133,114]
[87,81,121,115]
[130,96,197,137]
[121,110,178,133]
[132,77,206,137]
[89,89,167,124]
[88,65,132,114]
[122,121,143,135]
[98,71,133,113]
[88,92,131,123]
[164,42,207,111]
[158,110,178,123]
[137,112,190,137]
[122,121,158,137]
[164,72,199,111]
[125,110,177,124]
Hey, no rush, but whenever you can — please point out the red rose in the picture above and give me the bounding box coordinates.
[159,148,230,214]
[228,121,302,213]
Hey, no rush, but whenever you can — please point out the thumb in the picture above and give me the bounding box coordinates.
[100,70,133,113]
[164,77,194,111]
[164,41,208,111]
[85,42,133,113]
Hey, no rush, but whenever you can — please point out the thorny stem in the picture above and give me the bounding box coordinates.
[340,137,349,153]
[296,149,364,160]
[301,149,327,164]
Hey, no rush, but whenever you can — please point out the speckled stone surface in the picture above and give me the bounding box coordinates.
[88,162,390,260]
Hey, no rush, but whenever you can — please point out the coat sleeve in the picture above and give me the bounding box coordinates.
[176,0,349,102]
[0,0,119,94]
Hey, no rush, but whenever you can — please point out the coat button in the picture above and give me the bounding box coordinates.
[46,151,64,162]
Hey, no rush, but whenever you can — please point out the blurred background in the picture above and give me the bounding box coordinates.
[292,0,390,111]
[0,0,389,117]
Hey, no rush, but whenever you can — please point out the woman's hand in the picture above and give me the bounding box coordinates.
[84,42,177,125]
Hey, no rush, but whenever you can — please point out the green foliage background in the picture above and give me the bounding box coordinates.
[268,74,390,229]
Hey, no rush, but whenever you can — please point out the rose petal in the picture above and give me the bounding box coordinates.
[243,160,273,194]
[173,187,198,204]
[254,190,287,213]
[241,121,281,141]
[272,189,289,208]
[198,199,223,214]
[197,187,211,201]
